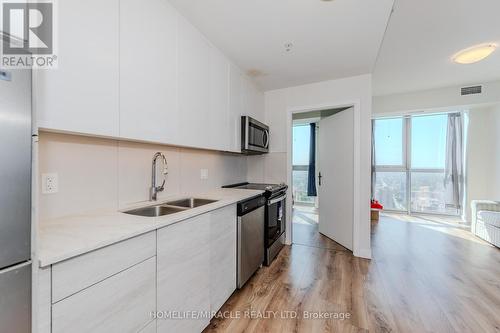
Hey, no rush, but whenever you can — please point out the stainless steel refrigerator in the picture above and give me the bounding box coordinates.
[0,36,32,333]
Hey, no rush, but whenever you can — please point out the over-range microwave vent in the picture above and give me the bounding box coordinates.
[461,85,482,96]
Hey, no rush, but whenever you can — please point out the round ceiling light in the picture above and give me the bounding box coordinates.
[452,43,497,64]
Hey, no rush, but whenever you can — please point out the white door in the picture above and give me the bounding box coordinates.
[318,108,354,250]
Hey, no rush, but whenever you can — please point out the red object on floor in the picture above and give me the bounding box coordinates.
[371,199,383,210]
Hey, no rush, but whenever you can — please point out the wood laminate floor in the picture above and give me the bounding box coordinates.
[203,213,500,333]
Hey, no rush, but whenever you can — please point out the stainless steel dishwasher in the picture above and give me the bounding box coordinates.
[237,195,266,288]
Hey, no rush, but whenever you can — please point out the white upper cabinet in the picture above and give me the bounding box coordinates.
[119,0,178,144]
[35,0,120,137]
[228,65,244,152]
[177,15,212,149]
[243,77,265,121]
[208,48,230,151]
[35,0,262,152]
[228,66,265,152]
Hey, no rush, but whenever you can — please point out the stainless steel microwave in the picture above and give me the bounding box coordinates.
[241,116,269,154]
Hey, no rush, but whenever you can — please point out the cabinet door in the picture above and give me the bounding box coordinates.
[37,267,51,333]
[157,215,210,333]
[119,0,178,144]
[52,257,156,333]
[208,48,230,151]
[228,64,243,152]
[242,76,264,122]
[35,0,119,137]
[177,16,211,149]
[209,205,237,313]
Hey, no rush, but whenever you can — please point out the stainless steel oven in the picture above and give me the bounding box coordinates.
[241,116,269,154]
[265,190,286,266]
[222,182,288,267]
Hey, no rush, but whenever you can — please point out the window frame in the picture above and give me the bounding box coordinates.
[374,114,460,216]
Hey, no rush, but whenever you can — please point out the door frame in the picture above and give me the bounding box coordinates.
[286,100,362,257]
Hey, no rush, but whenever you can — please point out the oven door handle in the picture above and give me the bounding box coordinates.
[268,193,287,206]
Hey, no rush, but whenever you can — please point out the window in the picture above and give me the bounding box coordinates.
[374,171,407,211]
[374,118,404,166]
[292,124,315,205]
[373,114,461,215]
[410,114,456,214]
[293,125,310,166]
[411,115,447,169]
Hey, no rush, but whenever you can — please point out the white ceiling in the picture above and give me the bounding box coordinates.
[168,0,394,91]
[373,0,500,96]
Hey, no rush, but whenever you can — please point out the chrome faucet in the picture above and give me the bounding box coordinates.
[150,152,168,201]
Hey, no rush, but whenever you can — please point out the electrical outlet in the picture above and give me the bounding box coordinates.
[200,169,209,180]
[42,173,58,194]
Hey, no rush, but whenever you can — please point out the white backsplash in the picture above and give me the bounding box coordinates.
[38,132,255,220]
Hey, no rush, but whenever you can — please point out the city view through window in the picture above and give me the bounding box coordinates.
[374,114,459,215]
[293,125,315,205]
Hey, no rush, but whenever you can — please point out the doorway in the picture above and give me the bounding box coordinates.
[291,106,354,251]
[292,120,320,247]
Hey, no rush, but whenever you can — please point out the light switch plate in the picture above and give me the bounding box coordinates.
[42,173,58,194]
[200,169,209,180]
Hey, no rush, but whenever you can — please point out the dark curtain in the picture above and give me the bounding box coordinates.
[307,123,317,197]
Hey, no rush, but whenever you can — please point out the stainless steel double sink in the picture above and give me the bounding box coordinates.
[123,198,218,217]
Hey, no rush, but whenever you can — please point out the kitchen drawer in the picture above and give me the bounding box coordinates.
[52,257,156,333]
[52,231,156,302]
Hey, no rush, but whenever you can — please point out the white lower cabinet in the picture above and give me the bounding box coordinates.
[157,214,211,333]
[209,206,237,313]
[52,257,156,333]
[157,206,237,332]
[40,205,238,333]
[52,232,156,302]
[37,267,51,333]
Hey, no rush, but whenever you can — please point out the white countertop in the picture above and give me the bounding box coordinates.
[38,188,264,267]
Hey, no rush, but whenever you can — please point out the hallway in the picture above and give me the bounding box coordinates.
[292,205,348,251]
[204,213,500,332]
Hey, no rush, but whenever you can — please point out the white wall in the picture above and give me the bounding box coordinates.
[263,74,373,259]
[373,79,500,116]
[466,104,500,221]
[39,132,248,220]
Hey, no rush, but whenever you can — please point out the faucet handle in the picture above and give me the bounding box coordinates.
[158,179,166,191]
